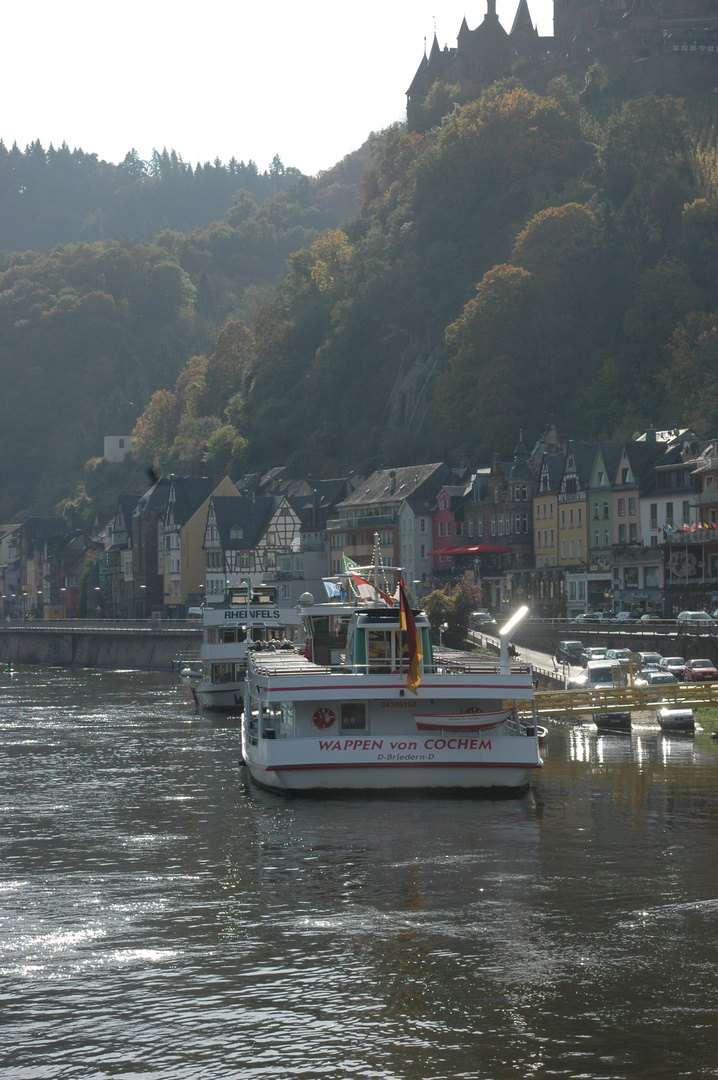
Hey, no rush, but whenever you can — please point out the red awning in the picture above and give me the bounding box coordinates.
[426,544,512,556]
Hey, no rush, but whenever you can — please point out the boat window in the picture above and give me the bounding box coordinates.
[212,663,235,683]
[222,626,247,644]
[341,703,366,731]
[367,629,393,672]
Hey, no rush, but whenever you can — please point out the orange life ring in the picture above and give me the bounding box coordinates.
[312,707,335,730]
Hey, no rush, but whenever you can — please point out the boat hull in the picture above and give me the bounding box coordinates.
[657,708,695,732]
[594,711,631,732]
[195,682,244,712]
[242,732,540,793]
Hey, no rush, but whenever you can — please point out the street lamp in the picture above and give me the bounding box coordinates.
[499,604,529,673]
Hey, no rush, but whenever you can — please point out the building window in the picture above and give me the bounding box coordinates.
[618,498,625,516]
[618,524,626,542]
[629,523,637,542]
[628,497,636,516]
[560,509,565,527]
[561,540,566,558]
[420,519,426,533]
[645,566,659,588]
[420,544,426,559]
[650,504,658,530]
[666,502,674,525]
[577,507,582,527]
[438,522,444,537]
[578,538,583,557]
[331,533,347,548]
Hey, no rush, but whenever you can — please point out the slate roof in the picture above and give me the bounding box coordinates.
[134,475,171,517]
[211,495,282,550]
[337,463,449,510]
[166,477,214,527]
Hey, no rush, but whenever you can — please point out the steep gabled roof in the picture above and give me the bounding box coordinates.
[337,462,449,510]
[511,0,537,35]
[134,475,171,517]
[166,476,214,528]
[211,495,283,550]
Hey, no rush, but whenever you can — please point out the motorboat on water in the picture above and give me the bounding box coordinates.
[194,584,300,713]
[241,584,542,794]
[657,706,695,733]
[593,710,632,733]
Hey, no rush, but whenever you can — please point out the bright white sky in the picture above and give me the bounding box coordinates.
[3,0,554,177]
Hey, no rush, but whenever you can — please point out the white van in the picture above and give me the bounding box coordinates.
[569,659,627,690]
[187,607,203,622]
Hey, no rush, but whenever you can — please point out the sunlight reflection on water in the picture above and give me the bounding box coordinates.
[0,669,717,1078]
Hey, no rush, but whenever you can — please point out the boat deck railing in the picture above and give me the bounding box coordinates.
[248,651,533,679]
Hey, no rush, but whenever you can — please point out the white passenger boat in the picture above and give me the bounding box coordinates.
[242,591,542,794]
[194,584,300,713]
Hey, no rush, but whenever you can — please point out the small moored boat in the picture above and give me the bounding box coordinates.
[594,710,632,733]
[657,707,695,733]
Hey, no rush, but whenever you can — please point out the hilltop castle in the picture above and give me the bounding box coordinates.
[407,0,718,126]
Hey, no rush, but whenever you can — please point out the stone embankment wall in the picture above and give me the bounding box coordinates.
[0,626,201,671]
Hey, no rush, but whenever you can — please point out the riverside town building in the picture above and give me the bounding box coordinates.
[5,424,718,623]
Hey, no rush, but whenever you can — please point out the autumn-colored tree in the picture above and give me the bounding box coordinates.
[131,389,180,468]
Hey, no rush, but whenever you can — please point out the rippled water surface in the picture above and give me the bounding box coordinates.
[2,667,718,1079]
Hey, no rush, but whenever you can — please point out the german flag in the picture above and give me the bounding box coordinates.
[399,578,423,695]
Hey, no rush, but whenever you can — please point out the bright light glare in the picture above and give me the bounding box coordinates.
[499,605,529,636]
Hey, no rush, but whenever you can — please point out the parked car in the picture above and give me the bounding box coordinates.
[639,613,662,622]
[659,656,685,678]
[605,648,632,662]
[683,658,718,681]
[635,670,678,688]
[637,651,663,669]
[571,612,601,624]
[555,640,585,665]
[580,646,608,666]
[614,611,633,622]
[676,611,717,630]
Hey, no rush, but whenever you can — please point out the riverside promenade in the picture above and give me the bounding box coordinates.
[0,620,201,672]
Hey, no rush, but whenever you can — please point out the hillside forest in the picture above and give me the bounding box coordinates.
[2,73,718,527]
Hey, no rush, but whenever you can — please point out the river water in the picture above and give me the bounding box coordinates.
[1,667,718,1079]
